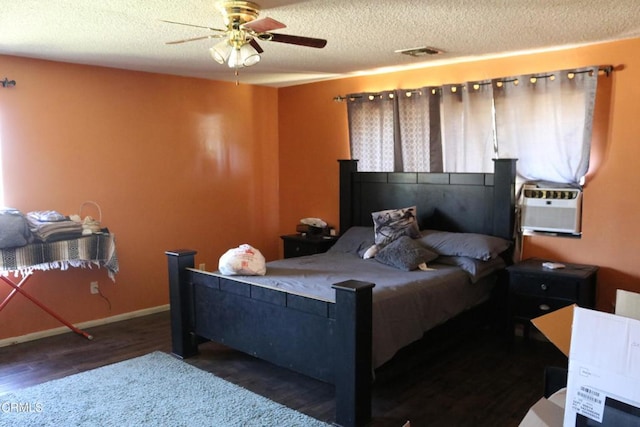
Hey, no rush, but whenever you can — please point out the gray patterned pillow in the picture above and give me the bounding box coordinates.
[372,206,420,247]
[375,236,438,271]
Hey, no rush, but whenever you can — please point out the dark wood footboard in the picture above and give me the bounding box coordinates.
[166,249,375,427]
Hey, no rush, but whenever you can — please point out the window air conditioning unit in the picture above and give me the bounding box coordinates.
[520,185,582,235]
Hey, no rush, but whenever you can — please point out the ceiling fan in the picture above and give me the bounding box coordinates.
[163,0,327,69]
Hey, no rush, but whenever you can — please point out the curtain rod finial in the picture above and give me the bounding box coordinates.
[1,77,16,88]
[601,65,613,77]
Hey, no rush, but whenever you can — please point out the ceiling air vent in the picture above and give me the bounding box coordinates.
[395,46,444,57]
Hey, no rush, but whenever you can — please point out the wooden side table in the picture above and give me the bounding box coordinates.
[506,258,598,339]
[280,234,338,258]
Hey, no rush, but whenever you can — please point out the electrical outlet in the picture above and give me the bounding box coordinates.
[90,281,99,295]
[199,263,206,271]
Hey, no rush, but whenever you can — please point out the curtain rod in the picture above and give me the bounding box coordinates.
[333,65,614,102]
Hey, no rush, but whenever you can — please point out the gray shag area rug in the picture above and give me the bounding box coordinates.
[0,351,330,427]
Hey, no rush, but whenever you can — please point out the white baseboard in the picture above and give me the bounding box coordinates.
[0,305,170,348]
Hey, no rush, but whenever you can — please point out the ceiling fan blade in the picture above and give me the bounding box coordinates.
[243,17,286,33]
[160,19,226,33]
[249,38,264,54]
[266,33,327,49]
[165,35,223,45]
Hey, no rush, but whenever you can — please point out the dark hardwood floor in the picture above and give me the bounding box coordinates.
[0,310,566,426]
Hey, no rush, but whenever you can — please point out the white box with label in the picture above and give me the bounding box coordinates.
[527,305,640,426]
[563,307,640,426]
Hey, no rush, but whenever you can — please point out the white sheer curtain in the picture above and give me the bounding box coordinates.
[494,67,599,184]
[347,91,396,172]
[346,66,601,182]
[396,89,433,172]
[440,82,496,172]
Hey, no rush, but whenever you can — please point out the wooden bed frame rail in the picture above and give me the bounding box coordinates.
[166,249,375,427]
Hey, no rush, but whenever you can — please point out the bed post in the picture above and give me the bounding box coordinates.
[332,279,375,427]
[492,158,517,240]
[339,159,358,235]
[166,249,199,359]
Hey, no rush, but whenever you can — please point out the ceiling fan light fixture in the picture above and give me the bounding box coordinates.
[210,40,232,64]
[242,45,261,67]
[228,43,261,68]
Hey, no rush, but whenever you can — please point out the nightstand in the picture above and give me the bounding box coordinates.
[280,234,339,258]
[506,258,598,339]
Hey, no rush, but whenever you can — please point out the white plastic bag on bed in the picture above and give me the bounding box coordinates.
[218,244,266,276]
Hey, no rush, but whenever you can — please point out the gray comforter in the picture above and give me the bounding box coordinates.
[216,251,495,368]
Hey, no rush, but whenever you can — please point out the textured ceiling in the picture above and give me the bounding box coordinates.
[1,0,639,87]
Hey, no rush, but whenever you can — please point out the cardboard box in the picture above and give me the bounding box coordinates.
[531,305,640,426]
[531,304,574,357]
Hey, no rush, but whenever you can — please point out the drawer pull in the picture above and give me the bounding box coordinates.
[539,304,550,311]
[540,283,548,291]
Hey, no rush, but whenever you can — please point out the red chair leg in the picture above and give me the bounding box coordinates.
[0,274,93,340]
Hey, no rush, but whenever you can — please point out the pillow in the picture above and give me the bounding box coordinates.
[372,206,420,247]
[375,235,439,271]
[435,255,507,283]
[326,226,375,256]
[418,229,511,261]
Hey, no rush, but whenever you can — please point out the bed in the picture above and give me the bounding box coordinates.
[166,158,517,427]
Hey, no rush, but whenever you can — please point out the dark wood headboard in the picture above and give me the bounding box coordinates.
[339,159,517,240]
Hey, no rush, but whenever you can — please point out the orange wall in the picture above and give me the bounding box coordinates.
[0,55,279,339]
[279,38,640,313]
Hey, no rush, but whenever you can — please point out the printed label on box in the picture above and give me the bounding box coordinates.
[569,383,605,423]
